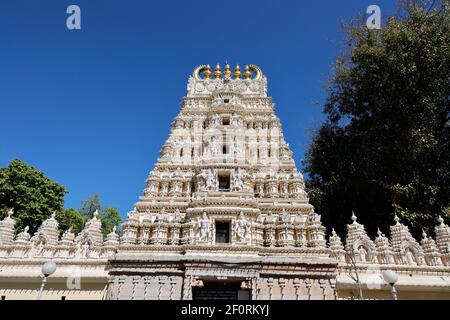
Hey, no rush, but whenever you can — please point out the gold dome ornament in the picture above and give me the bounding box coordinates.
[224,63,232,79]
[214,64,222,78]
[244,65,252,79]
[234,65,242,79]
[204,65,212,79]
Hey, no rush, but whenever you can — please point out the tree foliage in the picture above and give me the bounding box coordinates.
[76,194,122,235]
[0,159,67,233]
[101,207,122,236]
[55,208,85,235]
[303,2,450,238]
[79,194,101,218]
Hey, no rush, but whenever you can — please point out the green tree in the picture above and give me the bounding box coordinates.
[77,194,122,235]
[101,207,122,235]
[303,2,450,237]
[55,208,85,235]
[79,194,101,218]
[0,159,67,233]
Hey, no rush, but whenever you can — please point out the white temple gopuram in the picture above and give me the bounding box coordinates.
[0,64,449,300]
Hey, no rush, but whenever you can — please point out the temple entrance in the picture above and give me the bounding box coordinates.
[192,281,251,300]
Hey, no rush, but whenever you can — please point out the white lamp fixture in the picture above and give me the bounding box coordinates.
[41,261,57,277]
[382,270,398,300]
[37,261,57,300]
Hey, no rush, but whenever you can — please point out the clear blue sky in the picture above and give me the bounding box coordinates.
[0,0,397,218]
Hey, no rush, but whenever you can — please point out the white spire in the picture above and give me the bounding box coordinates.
[377,228,382,237]
[394,213,400,225]
[351,211,357,224]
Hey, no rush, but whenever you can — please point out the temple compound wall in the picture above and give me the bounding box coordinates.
[0,64,449,300]
[0,207,449,300]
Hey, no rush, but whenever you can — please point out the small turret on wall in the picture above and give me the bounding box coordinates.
[0,209,120,260]
[331,212,450,267]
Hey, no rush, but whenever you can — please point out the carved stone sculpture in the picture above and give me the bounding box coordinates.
[232,168,245,192]
[234,212,249,241]
[197,212,212,242]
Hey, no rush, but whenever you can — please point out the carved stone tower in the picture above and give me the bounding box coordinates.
[106,63,337,300]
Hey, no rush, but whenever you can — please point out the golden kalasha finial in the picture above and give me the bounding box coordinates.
[214,64,222,78]
[224,62,231,78]
[244,65,252,79]
[234,65,242,79]
[204,65,212,79]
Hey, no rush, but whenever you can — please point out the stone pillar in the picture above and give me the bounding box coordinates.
[291,181,305,198]
[309,279,325,300]
[276,223,294,247]
[118,276,133,300]
[324,279,337,300]
[266,180,278,198]
[281,279,297,300]
[293,279,302,300]
[294,225,307,247]
[106,276,120,300]
[184,181,192,196]
[133,276,146,300]
[255,181,265,198]
[160,180,169,196]
[169,180,183,197]
[181,220,195,245]
[144,276,160,300]
[139,216,151,245]
[279,181,289,198]
[252,219,264,246]
[150,220,169,245]
[168,222,182,246]
[169,276,183,300]
[278,278,287,300]
[159,276,172,300]
[264,224,276,247]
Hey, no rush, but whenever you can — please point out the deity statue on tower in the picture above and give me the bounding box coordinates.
[232,168,245,192]
[209,136,220,156]
[234,212,249,241]
[197,212,212,242]
[230,136,242,158]
[230,112,239,126]
[203,169,216,191]
[211,114,221,127]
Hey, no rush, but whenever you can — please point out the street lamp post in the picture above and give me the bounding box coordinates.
[382,270,398,300]
[37,261,57,300]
